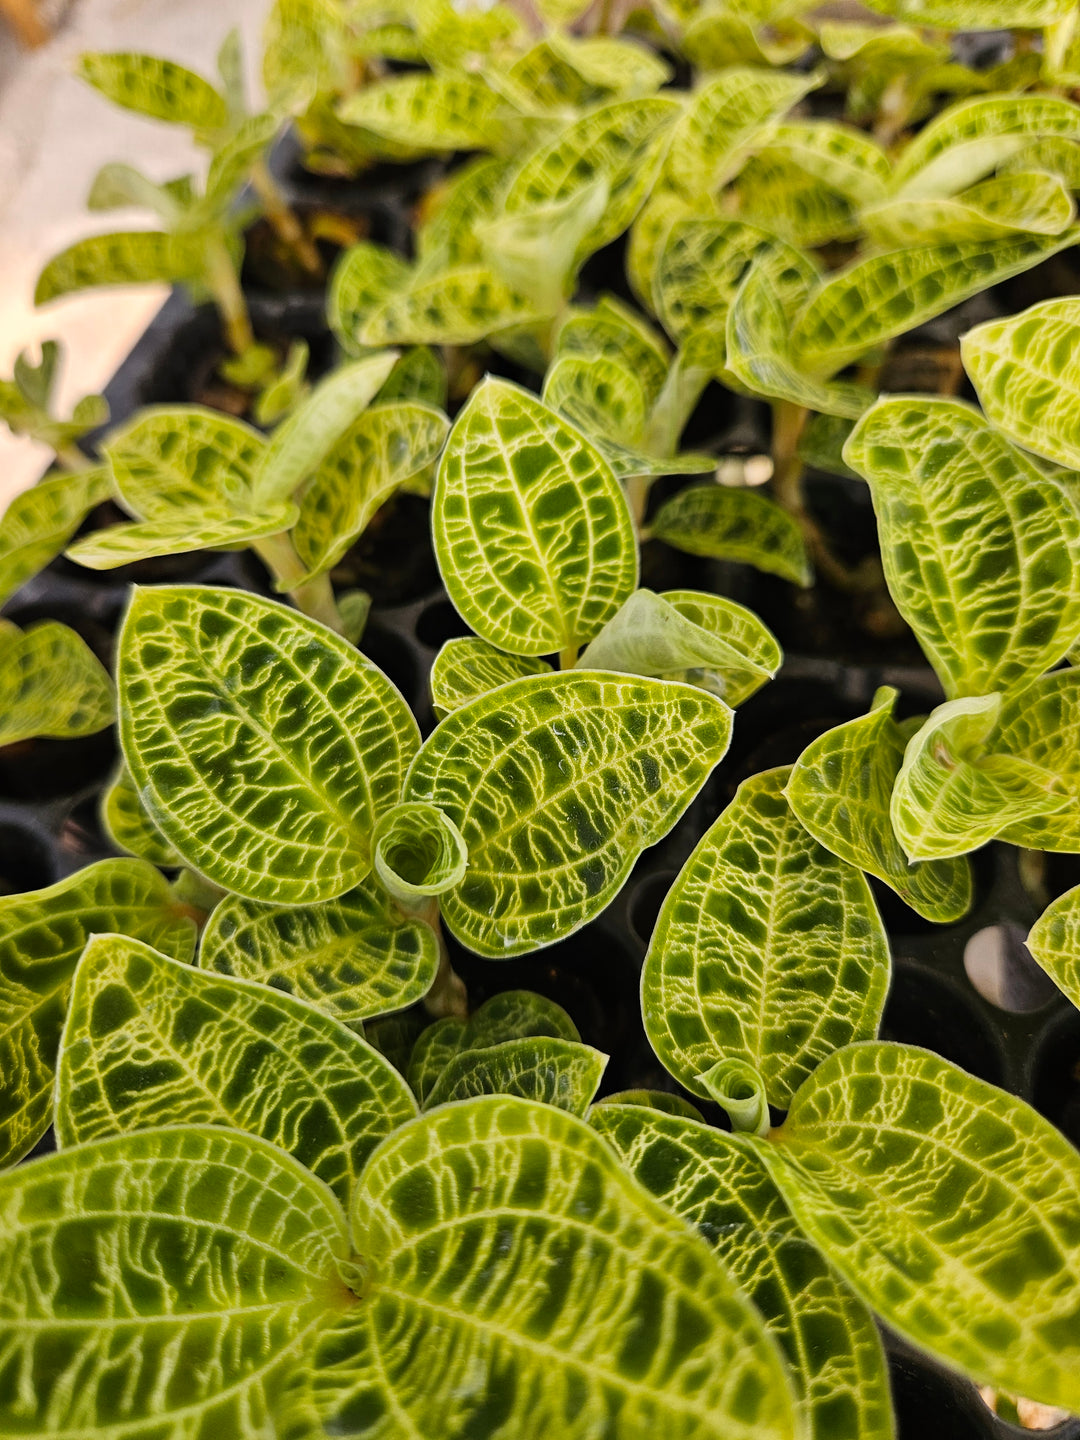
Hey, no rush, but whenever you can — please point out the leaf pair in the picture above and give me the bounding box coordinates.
[0,340,108,453]
[119,585,734,955]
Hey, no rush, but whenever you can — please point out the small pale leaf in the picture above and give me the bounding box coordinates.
[100,761,181,866]
[430,638,551,718]
[67,505,298,568]
[0,620,113,745]
[1028,883,1080,1008]
[36,231,204,304]
[337,73,499,151]
[0,466,112,605]
[863,172,1075,247]
[995,670,1080,852]
[650,484,812,587]
[78,51,227,130]
[423,1036,608,1114]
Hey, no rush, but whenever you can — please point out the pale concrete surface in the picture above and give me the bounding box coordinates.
[0,0,270,499]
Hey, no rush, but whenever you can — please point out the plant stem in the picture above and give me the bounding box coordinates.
[559,643,579,670]
[205,233,254,355]
[625,473,649,531]
[250,158,323,277]
[56,444,92,472]
[253,531,346,633]
[414,901,468,1019]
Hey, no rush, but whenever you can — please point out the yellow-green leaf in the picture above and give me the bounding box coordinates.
[650,483,812,586]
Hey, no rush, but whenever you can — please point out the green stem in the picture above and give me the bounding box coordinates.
[253,531,345,633]
[559,643,579,670]
[625,473,650,532]
[205,232,254,355]
[414,901,468,1019]
[250,159,323,277]
[56,444,92,472]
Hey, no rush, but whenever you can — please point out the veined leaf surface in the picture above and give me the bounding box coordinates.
[404,671,732,956]
[591,1105,896,1440]
[67,505,299,568]
[0,1124,352,1438]
[759,1041,1080,1413]
[962,297,1080,470]
[642,767,890,1108]
[843,398,1080,698]
[891,695,1067,861]
[995,670,1080,851]
[650,484,811,586]
[291,401,449,584]
[118,587,420,903]
[787,689,973,923]
[280,1097,799,1440]
[732,155,857,250]
[666,68,815,198]
[1028,882,1080,1008]
[0,620,113,745]
[790,231,1080,377]
[200,879,439,1023]
[502,98,682,266]
[337,73,499,150]
[78,51,227,131]
[863,172,1075,247]
[101,761,181,865]
[556,297,670,408]
[762,119,890,203]
[56,934,416,1204]
[627,186,703,316]
[891,93,1080,199]
[433,378,637,657]
[430,638,551,718]
[0,858,195,1168]
[252,352,400,506]
[0,466,112,606]
[423,1035,608,1114]
[358,263,547,347]
[328,242,412,355]
[102,404,266,518]
[578,587,780,705]
[543,353,649,451]
[864,0,1070,21]
[377,345,447,409]
[35,231,205,304]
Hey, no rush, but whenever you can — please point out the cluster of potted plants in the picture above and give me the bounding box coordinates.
[2,0,1080,1436]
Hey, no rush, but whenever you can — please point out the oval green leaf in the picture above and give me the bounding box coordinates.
[1028,882,1080,1008]
[405,670,732,956]
[0,619,114,744]
[994,670,1080,851]
[430,637,552,718]
[650,483,812,586]
[100,760,181,865]
[78,51,228,130]
[118,586,420,903]
[423,1035,608,1114]
[0,466,112,606]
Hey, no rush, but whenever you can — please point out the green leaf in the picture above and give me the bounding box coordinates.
[416,156,513,271]
[591,1106,896,1440]
[280,1097,799,1440]
[433,378,637,657]
[205,112,280,205]
[407,1014,468,1102]
[56,934,416,1205]
[682,7,812,70]
[787,687,973,923]
[962,297,1080,471]
[501,97,682,266]
[798,413,858,479]
[252,352,400,506]
[337,73,500,151]
[543,352,649,449]
[556,297,671,408]
[87,160,184,221]
[731,154,858,250]
[993,670,1080,852]
[0,1124,352,1437]
[666,67,817,199]
[863,0,1071,20]
[1028,881,1080,1008]
[67,506,299,568]
[0,619,113,745]
[760,119,890,203]
[478,180,611,312]
[891,694,1068,861]
[545,31,671,98]
[103,403,266,517]
[591,1088,703,1120]
[642,766,890,1109]
[790,231,1080,377]
[100,760,181,865]
[200,877,440,1024]
[372,800,468,904]
[843,397,1080,698]
[0,465,111,605]
[1000,136,1080,189]
[377,345,447,409]
[291,401,449,584]
[78,50,227,131]
[650,484,812,587]
[430,637,552,718]
[328,241,412,356]
[726,245,874,419]
[578,587,780,706]
[424,1036,608,1114]
[359,262,549,347]
[0,857,195,1168]
[627,186,703,317]
[864,171,1075,246]
[118,586,420,904]
[891,93,1080,199]
[35,231,205,304]
[404,671,733,956]
[759,1041,1080,1413]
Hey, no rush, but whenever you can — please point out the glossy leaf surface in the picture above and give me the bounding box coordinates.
[359,263,547,347]
[56,934,416,1203]
[200,878,439,1023]
[592,1105,896,1440]
[761,1042,1080,1412]
[103,404,266,518]
[891,695,1067,861]
[650,484,811,586]
[434,378,636,657]
[0,858,195,1168]
[643,767,890,1108]
[36,231,204,304]
[281,1097,799,1440]
[118,587,420,903]
[0,1124,351,1438]
[0,466,112,606]
[1028,882,1080,1008]
[787,689,973,923]
[0,619,113,745]
[864,172,1075,247]
[578,587,780,705]
[430,637,551,718]
[68,505,299,568]
[995,670,1080,851]
[405,671,732,956]
[292,401,448,584]
[100,760,181,865]
[844,398,1080,698]
[423,1035,607,1114]
[962,297,1080,470]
